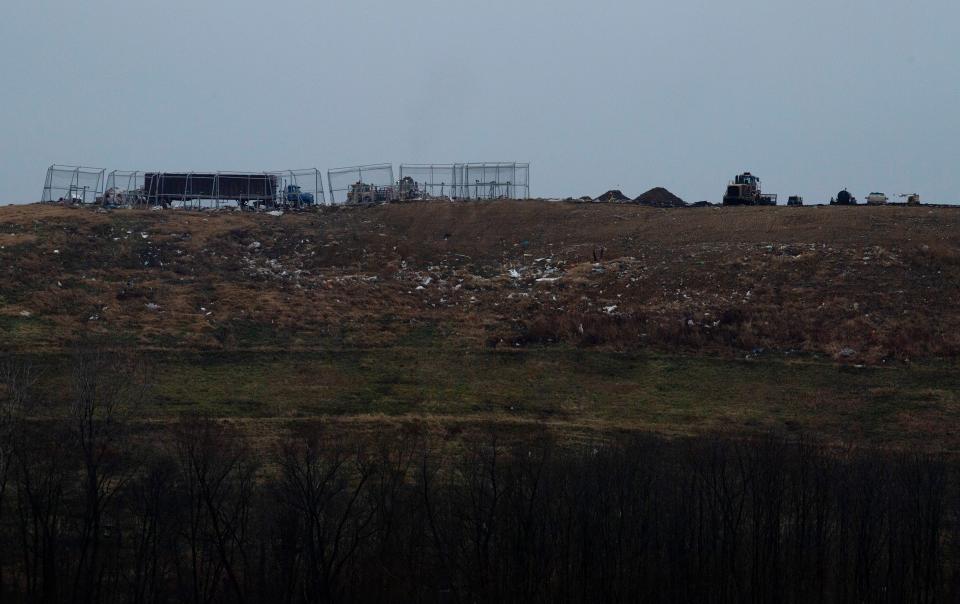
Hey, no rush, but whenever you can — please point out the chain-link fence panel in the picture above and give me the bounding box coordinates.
[327,164,395,204]
[105,171,147,206]
[266,169,325,207]
[106,170,322,208]
[42,165,105,203]
[398,164,458,199]
[454,162,529,199]
[142,172,279,208]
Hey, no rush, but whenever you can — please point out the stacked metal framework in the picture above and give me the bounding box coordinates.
[41,165,106,203]
[327,164,395,204]
[104,170,146,205]
[103,169,324,208]
[43,162,530,207]
[398,164,458,198]
[456,162,530,200]
[270,169,325,206]
[399,162,530,200]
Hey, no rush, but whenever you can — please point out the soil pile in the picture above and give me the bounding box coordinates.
[595,190,630,203]
[634,187,685,207]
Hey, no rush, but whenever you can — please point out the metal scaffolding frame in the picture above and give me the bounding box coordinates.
[454,162,530,200]
[105,170,147,206]
[327,163,395,204]
[43,161,530,207]
[41,164,106,203]
[266,168,325,207]
[101,169,325,208]
[399,162,530,200]
[398,164,458,198]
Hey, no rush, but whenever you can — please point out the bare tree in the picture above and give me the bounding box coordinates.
[0,355,37,509]
[0,355,38,597]
[175,415,258,604]
[273,433,377,603]
[68,343,150,604]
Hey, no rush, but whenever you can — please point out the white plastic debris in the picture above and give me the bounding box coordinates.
[267,210,283,217]
[248,241,261,250]
[145,302,161,311]
[18,310,31,317]
[141,233,149,239]
[53,249,60,254]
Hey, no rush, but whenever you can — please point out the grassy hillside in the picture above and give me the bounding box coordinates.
[3,201,960,449]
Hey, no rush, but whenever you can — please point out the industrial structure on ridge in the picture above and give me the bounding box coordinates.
[41,162,530,209]
[41,164,927,209]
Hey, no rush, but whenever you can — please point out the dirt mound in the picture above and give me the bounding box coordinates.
[634,187,685,207]
[594,190,630,203]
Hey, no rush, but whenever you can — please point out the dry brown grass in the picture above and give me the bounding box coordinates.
[1,201,959,362]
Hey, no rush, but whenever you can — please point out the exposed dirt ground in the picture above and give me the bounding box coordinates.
[2,201,959,363]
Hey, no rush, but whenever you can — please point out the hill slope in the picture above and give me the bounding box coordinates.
[1,201,959,362]
[4,201,960,449]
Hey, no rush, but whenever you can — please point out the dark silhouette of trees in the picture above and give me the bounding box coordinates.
[0,354,957,602]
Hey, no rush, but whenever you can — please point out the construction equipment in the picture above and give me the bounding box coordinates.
[284,184,314,205]
[787,195,803,206]
[865,192,889,205]
[347,182,378,204]
[346,181,399,204]
[397,176,421,201]
[722,172,777,206]
[830,189,857,205]
[899,193,921,206]
[102,186,146,207]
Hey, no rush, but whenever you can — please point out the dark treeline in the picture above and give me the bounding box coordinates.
[0,351,958,603]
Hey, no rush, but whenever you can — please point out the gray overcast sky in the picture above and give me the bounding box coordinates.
[1,0,958,204]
